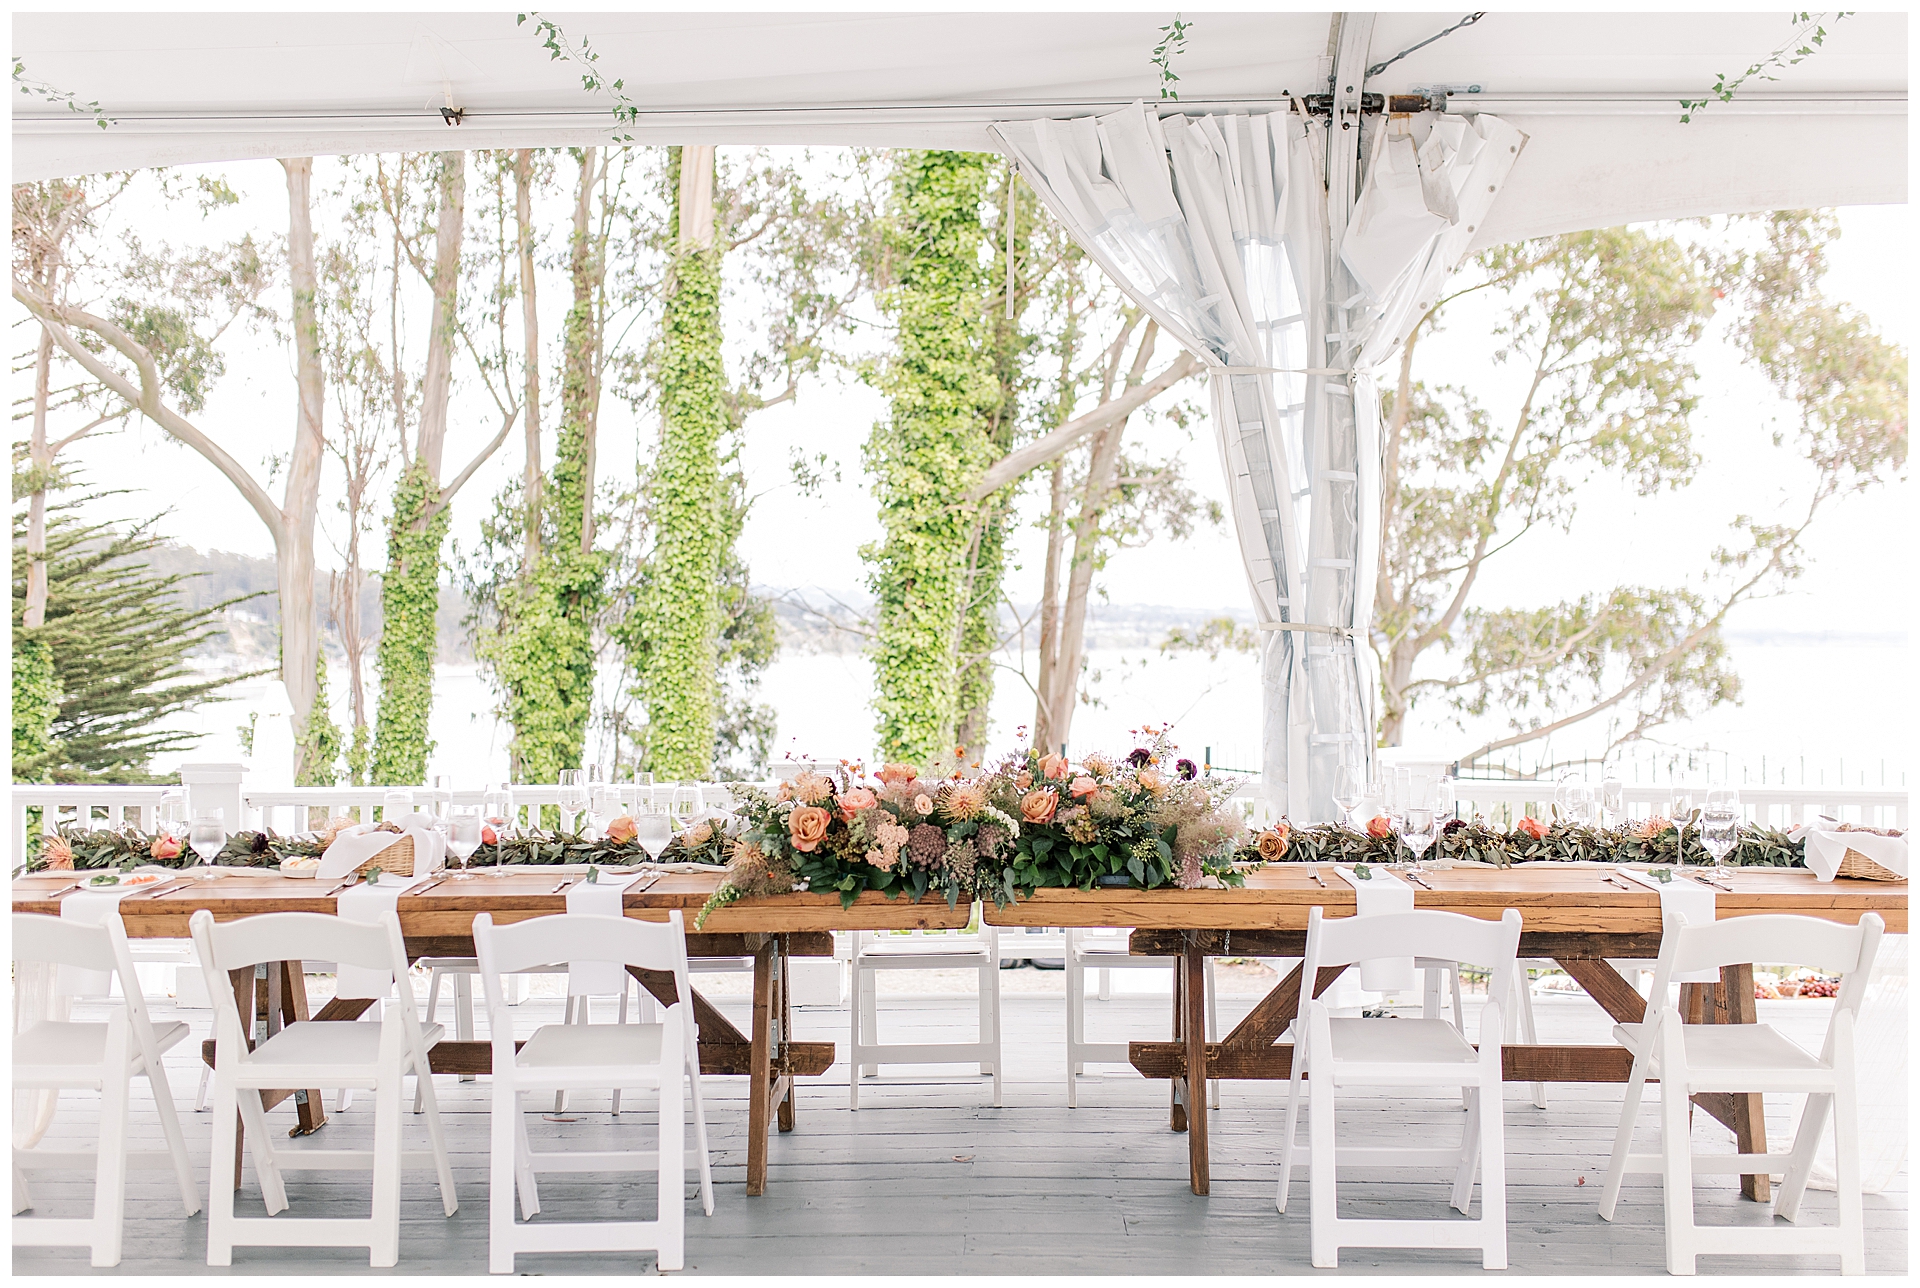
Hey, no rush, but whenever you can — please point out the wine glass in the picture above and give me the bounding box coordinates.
[634,811,673,862]
[1600,771,1625,829]
[1402,806,1437,871]
[1332,762,1365,832]
[189,808,228,878]
[485,782,515,840]
[446,806,482,876]
[1702,788,1741,876]
[1567,784,1601,830]
[1653,785,1693,864]
[672,783,700,825]
[157,788,189,848]
[557,769,588,828]
[1427,780,1456,869]
[382,789,413,826]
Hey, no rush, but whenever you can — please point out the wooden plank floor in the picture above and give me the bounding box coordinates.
[14,967,1906,1276]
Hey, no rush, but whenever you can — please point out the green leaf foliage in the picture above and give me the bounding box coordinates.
[371,459,448,785]
[296,649,343,786]
[864,150,1000,763]
[11,494,245,782]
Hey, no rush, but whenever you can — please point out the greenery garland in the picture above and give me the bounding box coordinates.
[863,150,999,763]
[633,144,727,779]
[1240,817,1809,869]
[371,460,449,785]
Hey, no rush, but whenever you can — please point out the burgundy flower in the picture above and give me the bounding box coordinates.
[1175,758,1198,781]
[1127,748,1152,769]
[1443,818,1468,835]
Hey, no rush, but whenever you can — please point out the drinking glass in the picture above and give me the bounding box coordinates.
[1392,769,1413,827]
[1553,769,1580,820]
[447,806,482,875]
[1653,786,1693,863]
[382,789,413,826]
[1703,788,1741,875]
[430,775,452,814]
[189,808,228,878]
[557,769,588,824]
[633,771,654,789]
[634,812,673,862]
[1427,780,1456,869]
[672,783,701,823]
[1402,806,1437,870]
[157,788,189,844]
[1600,772,1626,828]
[1332,762,1365,832]
[485,783,515,839]
[1567,784,1601,830]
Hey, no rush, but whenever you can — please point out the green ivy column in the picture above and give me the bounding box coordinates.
[11,632,59,779]
[864,150,998,764]
[633,145,727,780]
[371,460,448,784]
[296,649,343,786]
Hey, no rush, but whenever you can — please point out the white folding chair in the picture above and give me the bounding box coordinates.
[474,910,712,1273]
[1416,955,1546,1109]
[1277,906,1523,1270]
[1065,928,1219,1108]
[12,913,201,1267]
[849,925,1002,1108]
[190,909,457,1267]
[1597,911,1884,1276]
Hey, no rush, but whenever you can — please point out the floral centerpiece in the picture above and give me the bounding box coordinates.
[699,762,1017,924]
[979,731,1248,897]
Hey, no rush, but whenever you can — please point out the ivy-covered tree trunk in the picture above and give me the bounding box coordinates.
[954,166,1033,755]
[633,144,727,779]
[299,649,344,786]
[282,157,327,783]
[483,148,605,783]
[12,633,59,777]
[864,150,997,765]
[372,151,464,784]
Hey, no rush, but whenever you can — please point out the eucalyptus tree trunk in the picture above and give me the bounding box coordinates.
[515,148,542,573]
[372,150,464,784]
[282,157,328,783]
[13,329,60,770]
[636,144,727,779]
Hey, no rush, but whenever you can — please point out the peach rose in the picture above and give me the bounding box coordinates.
[44,835,74,870]
[148,833,183,861]
[775,780,794,802]
[788,805,832,853]
[1015,771,1033,790]
[1515,816,1549,840]
[1039,754,1069,780]
[1020,789,1060,825]
[1256,829,1289,861]
[1137,767,1165,794]
[605,815,638,844]
[838,787,878,821]
[876,762,919,787]
[1070,775,1098,799]
[913,794,934,815]
[481,825,499,846]
[1365,815,1393,839]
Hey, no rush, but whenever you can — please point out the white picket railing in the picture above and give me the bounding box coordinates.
[1446,781,1908,831]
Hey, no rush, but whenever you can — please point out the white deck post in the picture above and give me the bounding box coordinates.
[180,763,248,830]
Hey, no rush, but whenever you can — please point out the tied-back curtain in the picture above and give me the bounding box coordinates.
[995,102,1522,820]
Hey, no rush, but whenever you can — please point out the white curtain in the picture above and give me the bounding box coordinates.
[995,103,1522,819]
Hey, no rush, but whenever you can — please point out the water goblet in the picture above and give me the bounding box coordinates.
[1427,781,1457,869]
[1402,806,1437,871]
[558,769,588,826]
[1600,772,1625,828]
[634,811,674,863]
[1332,762,1365,832]
[382,789,414,827]
[485,783,515,840]
[672,783,701,823]
[189,808,228,878]
[1703,788,1741,875]
[446,806,482,876]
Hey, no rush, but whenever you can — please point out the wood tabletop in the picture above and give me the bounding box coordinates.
[12,862,1904,938]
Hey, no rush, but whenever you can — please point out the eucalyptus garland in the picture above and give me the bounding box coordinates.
[372,460,449,785]
[1241,817,1809,869]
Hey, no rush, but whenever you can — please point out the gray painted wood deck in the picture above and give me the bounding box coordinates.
[14,966,1906,1276]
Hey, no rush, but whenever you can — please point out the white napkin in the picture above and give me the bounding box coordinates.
[1334,866,1416,991]
[565,871,643,996]
[57,886,141,996]
[398,811,448,873]
[316,823,414,881]
[1791,826,1908,882]
[333,873,410,1000]
[1620,868,1718,983]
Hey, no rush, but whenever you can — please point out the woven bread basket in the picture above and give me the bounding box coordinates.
[1837,846,1902,882]
[324,828,416,879]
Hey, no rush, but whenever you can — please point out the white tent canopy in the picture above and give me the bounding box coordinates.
[13,9,1906,813]
[12,9,1906,242]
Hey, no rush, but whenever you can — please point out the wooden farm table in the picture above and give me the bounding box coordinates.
[984,863,1906,1197]
[12,867,971,1196]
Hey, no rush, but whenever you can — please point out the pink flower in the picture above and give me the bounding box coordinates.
[1020,789,1060,825]
[1015,771,1032,790]
[1515,816,1549,841]
[605,815,637,844]
[1039,754,1069,781]
[1070,775,1098,799]
[148,834,183,861]
[1366,815,1393,839]
[788,805,832,853]
[913,794,934,815]
[838,787,878,822]
[876,762,919,787]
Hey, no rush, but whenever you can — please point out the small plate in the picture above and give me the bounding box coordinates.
[278,861,322,879]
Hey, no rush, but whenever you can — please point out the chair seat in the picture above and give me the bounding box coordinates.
[247,1019,445,1067]
[14,1018,190,1067]
[1326,1017,1478,1065]
[858,938,993,960]
[519,1021,665,1069]
[1612,1020,1827,1074]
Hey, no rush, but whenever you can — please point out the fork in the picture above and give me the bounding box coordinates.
[550,875,582,895]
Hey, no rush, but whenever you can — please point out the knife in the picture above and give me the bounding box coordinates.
[131,876,193,901]
[408,874,450,897]
[1690,873,1734,892]
[631,871,664,893]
